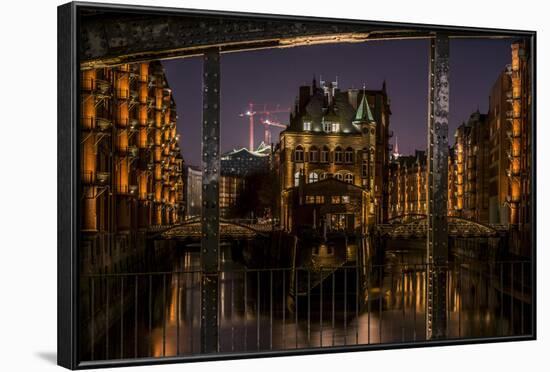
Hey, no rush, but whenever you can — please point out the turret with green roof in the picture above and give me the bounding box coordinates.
[354,86,376,124]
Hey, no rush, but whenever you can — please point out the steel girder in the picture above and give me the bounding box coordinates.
[426,34,450,340]
[200,48,221,354]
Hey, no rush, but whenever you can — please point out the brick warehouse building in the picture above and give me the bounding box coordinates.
[277,78,391,233]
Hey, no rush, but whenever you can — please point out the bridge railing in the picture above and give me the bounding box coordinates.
[79,260,533,362]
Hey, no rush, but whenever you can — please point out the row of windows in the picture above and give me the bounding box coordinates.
[294,146,360,164]
[305,195,351,204]
[295,171,355,186]
[302,121,341,133]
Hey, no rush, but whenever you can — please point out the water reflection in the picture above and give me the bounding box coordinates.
[89,243,531,361]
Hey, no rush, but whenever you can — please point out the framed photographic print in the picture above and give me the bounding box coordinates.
[57,1,536,369]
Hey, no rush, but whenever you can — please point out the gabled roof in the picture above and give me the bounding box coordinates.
[354,91,375,123]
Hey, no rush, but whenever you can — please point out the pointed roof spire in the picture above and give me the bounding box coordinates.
[382,79,387,93]
[354,84,375,123]
[312,74,317,89]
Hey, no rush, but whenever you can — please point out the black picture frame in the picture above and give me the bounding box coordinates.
[58,1,536,369]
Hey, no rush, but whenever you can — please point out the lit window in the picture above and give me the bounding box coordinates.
[323,121,332,132]
[294,146,304,162]
[308,172,319,183]
[334,147,343,163]
[342,196,350,203]
[344,173,354,184]
[332,122,340,132]
[335,173,344,181]
[321,147,330,163]
[309,146,319,162]
[316,196,325,204]
[320,172,328,180]
[331,196,341,204]
[294,171,300,187]
[306,196,316,204]
[303,121,312,131]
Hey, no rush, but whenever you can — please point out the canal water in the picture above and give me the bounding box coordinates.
[86,239,532,361]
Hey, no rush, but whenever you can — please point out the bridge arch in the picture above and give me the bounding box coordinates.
[155,218,272,240]
[378,214,506,239]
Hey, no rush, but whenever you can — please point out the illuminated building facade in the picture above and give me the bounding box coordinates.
[80,61,185,275]
[452,111,490,222]
[506,41,532,256]
[219,142,272,218]
[388,150,427,218]
[278,78,390,233]
[488,69,514,227]
[219,176,246,218]
[185,165,202,219]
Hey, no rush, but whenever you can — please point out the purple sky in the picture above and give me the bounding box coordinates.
[163,39,512,167]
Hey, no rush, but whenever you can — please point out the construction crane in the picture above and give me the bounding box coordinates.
[260,118,287,145]
[239,103,290,150]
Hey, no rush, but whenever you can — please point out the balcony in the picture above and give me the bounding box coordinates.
[129,118,139,131]
[96,117,112,131]
[129,89,139,101]
[95,79,111,95]
[128,145,139,158]
[96,172,110,185]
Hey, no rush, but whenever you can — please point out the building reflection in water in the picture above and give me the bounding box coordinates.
[131,246,529,358]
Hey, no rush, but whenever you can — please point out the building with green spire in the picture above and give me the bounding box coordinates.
[276,78,392,233]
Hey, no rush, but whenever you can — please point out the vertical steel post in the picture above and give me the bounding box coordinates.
[426,33,449,340]
[200,48,221,353]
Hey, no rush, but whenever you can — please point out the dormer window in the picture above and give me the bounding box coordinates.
[322,121,340,133]
[303,121,311,131]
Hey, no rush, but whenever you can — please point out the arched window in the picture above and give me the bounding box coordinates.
[308,172,319,183]
[344,173,354,184]
[334,146,343,163]
[335,173,344,181]
[321,146,330,163]
[320,172,328,180]
[309,146,319,163]
[294,146,304,162]
[294,171,301,187]
[345,147,354,164]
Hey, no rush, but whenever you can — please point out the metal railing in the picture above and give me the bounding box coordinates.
[80,261,532,361]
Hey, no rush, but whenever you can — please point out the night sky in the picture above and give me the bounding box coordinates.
[163,39,512,167]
